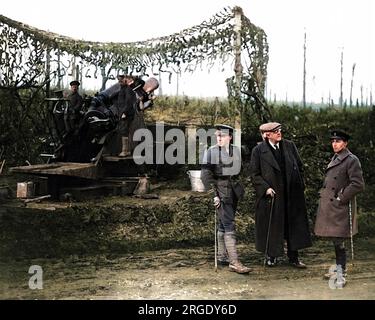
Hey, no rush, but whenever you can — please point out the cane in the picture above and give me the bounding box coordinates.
[214,206,218,272]
[264,195,275,267]
[349,200,354,261]
[210,184,219,272]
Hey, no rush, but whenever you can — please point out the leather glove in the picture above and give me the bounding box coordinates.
[213,196,221,208]
[266,188,276,198]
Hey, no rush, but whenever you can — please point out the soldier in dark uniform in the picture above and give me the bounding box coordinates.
[314,130,365,288]
[111,75,156,156]
[111,75,139,156]
[249,122,312,268]
[201,124,251,274]
[68,80,83,114]
[65,80,83,133]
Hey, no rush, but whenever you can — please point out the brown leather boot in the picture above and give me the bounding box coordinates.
[229,261,252,274]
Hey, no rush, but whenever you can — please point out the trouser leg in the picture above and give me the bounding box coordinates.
[333,238,346,271]
[286,238,299,262]
[332,238,347,287]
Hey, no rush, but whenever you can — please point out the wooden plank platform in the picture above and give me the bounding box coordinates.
[10,162,98,179]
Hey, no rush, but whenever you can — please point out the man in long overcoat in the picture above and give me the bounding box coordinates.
[314,130,365,287]
[249,122,312,267]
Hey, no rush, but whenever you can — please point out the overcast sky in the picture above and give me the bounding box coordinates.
[2,0,374,104]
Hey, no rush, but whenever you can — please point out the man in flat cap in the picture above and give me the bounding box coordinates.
[201,124,251,274]
[249,122,312,268]
[314,130,364,288]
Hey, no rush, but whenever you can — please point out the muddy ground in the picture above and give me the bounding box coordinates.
[1,238,374,300]
[1,175,374,300]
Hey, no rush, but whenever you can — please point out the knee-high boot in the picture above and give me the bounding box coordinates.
[224,231,251,274]
[217,231,228,264]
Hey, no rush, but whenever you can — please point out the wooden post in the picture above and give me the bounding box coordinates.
[233,6,243,147]
[100,66,107,91]
[57,50,61,89]
[45,49,51,115]
[76,64,80,87]
[45,49,50,98]
[158,72,163,96]
[71,55,76,85]
[176,70,179,96]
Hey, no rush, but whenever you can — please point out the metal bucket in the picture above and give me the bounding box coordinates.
[187,170,206,192]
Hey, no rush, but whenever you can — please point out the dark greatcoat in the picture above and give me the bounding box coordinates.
[68,91,83,114]
[314,148,365,238]
[249,139,312,257]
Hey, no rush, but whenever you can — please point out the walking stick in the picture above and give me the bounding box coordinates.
[349,200,354,261]
[264,195,275,267]
[214,207,218,272]
[210,184,219,272]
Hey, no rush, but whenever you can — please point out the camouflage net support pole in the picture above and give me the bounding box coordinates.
[233,7,243,145]
[214,207,218,272]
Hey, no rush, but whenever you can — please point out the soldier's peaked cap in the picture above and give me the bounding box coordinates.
[259,122,282,132]
[330,130,350,141]
[215,124,234,135]
[70,80,80,86]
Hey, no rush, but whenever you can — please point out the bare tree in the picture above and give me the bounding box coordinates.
[302,30,307,108]
[349,63,356,107]
[339,48,344,108]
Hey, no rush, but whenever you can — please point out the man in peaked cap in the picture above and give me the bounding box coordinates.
[64,80,83,134]
[201,124,251,274]
[330,129,351,141]
[314,130,364,288]
[250,122,312,268]
[68,80,83,112]
[215,124,234,136]
[69,80,80,87]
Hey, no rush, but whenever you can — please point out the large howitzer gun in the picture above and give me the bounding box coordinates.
[10,77,160,200]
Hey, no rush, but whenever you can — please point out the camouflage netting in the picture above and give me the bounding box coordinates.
[0,7,268,100]
[0,6,270,165]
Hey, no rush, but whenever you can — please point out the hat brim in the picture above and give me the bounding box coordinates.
[330,136,349,141]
